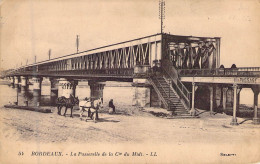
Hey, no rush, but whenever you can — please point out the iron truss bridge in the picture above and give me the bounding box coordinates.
[3,33,164,81]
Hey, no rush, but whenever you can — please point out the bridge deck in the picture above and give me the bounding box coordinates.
[179,67,260,85]
[7,69,134,81]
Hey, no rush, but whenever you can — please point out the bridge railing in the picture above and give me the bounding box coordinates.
[148,77,169,109]
[5,68,134,77]
[179,67,260,77]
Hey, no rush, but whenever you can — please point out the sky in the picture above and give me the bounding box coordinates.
[0,0,260,70]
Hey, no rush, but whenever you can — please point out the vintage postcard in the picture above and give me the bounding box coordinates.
[0,0,260,163]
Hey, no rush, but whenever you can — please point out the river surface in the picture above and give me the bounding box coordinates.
[0,82,258,108]
[0,83,134,107]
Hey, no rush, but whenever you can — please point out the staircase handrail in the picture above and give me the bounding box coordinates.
[147,77,169,109]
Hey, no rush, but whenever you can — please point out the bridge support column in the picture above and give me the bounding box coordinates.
[14,76,19,86]
[32,77,42,106]
[58,79,63,97]
[236,89,241,114]
[151,87,162,107]
[209,85,216,115]
[88,81,105,120]
[217,86,223,109]
[32,77,42,91]
[41,77,51,96]
[190,82,198,116]
[132,79,151,107]
[252,86,259,124]
[222,87,228,113]
[88,81,105,100]
[51,78,59,96]
[132,65,151,107]
[20,76,28,88]
[226,88,234,108]
[58,78,78,98]
[230,84,239,126]
[9,76,14,84]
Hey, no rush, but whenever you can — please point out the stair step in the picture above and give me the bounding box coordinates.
[174,111,189,113]
[156,78,165,80]
[172,110,187,112]
[162,96,178,99]
[171,112,188,114]
[157,82,169,84]
[156,82,168,84]
[168,101,182,103]
[156,85,170,88]
[166,101,182,104]
[170,106,185,108]
[161,95,177,98]
[162,96,177,98]
[168,108,186,111]
[170,108,187,112]
[170,108,186,110]
[157,80,167,82]
[171,104,185,106]
[169,105,185,107]
[165,98,179,100]
[169,100,182,102]
[173,108,188,110]
[166,116,198,119]
[152,76,189,115]
[160,92,176,95]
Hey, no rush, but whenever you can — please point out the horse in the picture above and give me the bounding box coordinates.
[56,94,79,117]
[79,98,103,122]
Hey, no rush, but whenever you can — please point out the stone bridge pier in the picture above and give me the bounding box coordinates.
[14,76,20,86]
[9,76,14,84]
[41,77,51,96]
[20,76,28,90]
[50,78,59,96]
[132,79,151,107]
[88,81,105,101]
[132,65,151,107]
[32,77,42,91]
[58,78,78,98]
[31,77,42,106]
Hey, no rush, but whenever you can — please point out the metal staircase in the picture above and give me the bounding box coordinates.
[149,74,192,117]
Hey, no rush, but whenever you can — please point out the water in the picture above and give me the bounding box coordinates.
[0,84,134,107]
[0,83,258,108]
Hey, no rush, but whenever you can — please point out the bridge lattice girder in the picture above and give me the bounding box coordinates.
[5,34,163,80]
[38,39,154,72]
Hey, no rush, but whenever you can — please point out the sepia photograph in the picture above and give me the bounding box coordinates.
[0,0,260,163]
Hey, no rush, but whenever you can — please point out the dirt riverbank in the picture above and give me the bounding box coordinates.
[0,105,260,163]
